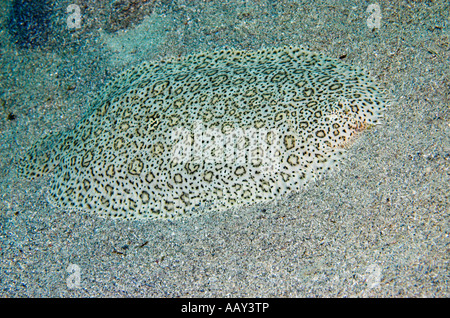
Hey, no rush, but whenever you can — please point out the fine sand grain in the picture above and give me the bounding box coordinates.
[0,0,448,297]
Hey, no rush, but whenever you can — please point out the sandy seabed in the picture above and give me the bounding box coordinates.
[0,0,448,297]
